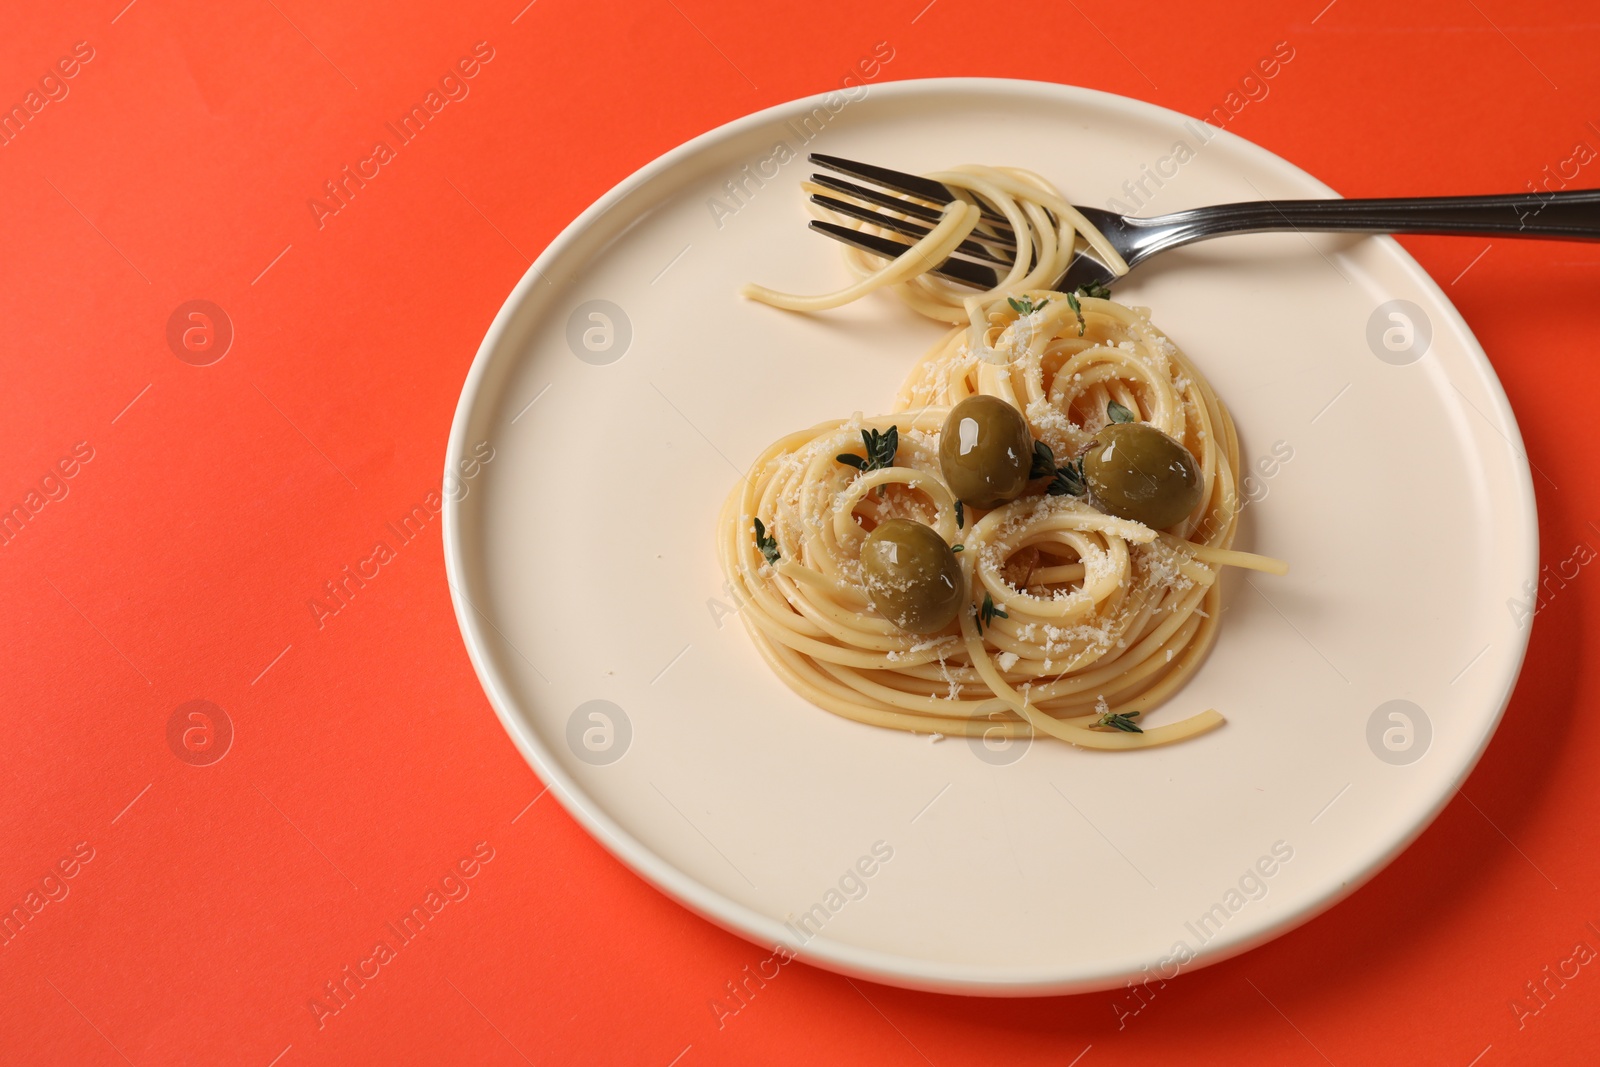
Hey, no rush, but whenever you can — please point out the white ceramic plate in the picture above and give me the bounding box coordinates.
[443,79,1536,995]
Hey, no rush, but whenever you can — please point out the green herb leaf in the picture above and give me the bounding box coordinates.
[1107,400,1135,424]
[1063,291,1086,336]
[753,517,781,565]
[1036,439,1087,497]
[1029,439,1057,480]
[975,590,1010,634]
[1007,294,1050,316]
[1076,281,1113,300]
[952,544,964,553]
[1095,708,1143,733]
[955,499,965,528]
[1047,456,1087,497]
[837,426,898,476]
[836,426,899,497]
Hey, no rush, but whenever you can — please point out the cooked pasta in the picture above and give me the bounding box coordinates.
[722,165,1284,749]
[741,163,1130,325]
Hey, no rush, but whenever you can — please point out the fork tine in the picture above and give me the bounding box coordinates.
[808,154,956,206]
[810,194,1014,266]
[809,154,1014,227]
[808,174,1018,247]
[807,221,999,290]
[809,174,943,224]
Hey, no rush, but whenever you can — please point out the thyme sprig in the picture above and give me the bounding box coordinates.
[1063,291,1086,336]
[975,591,1009,634]
[1095,708,1144,733]
[1031,439,1087,497]
[836,425,899,498]
[1048,456,1087,497]
[753,518,780,565]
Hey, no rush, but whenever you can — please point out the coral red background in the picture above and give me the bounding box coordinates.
[3,0,1597,1063]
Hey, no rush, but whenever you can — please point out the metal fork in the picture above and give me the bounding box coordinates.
[806,154,1600,292]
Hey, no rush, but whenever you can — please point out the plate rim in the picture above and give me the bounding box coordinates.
[441,76,1539,995]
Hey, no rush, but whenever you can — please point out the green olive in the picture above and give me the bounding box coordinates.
[860,519,965,634]
[1082,422,1203,530]
[939,395,1033,509]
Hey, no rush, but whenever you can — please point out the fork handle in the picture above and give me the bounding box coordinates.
[1138,188,1600,253]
